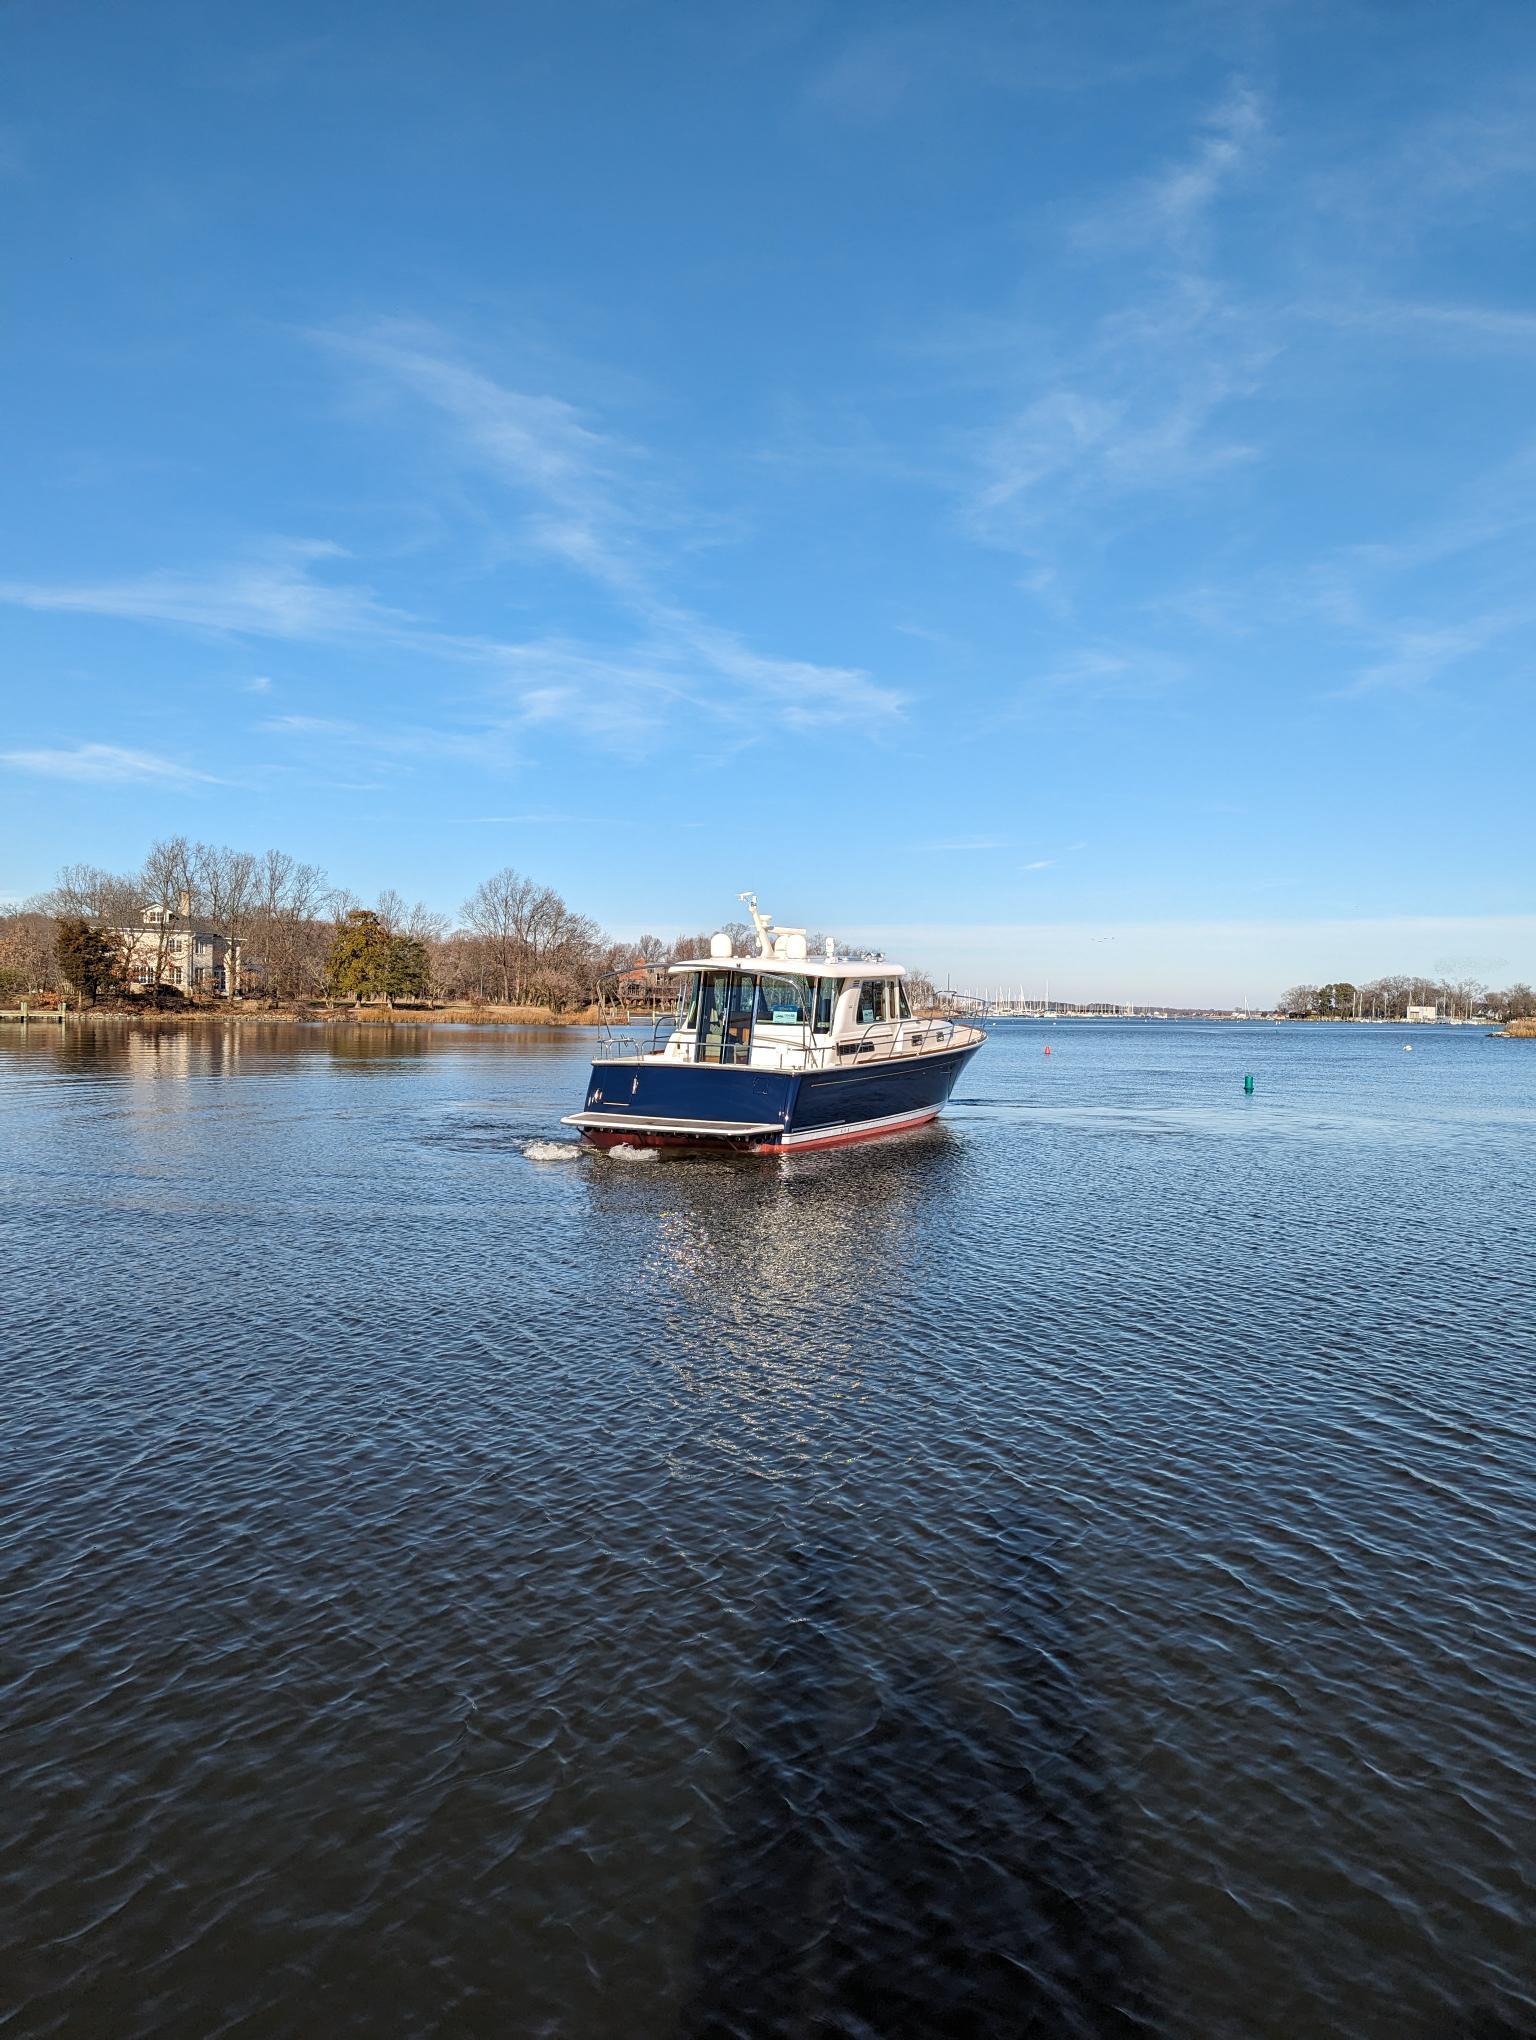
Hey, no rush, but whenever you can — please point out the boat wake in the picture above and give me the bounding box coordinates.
[523,1140,583,1163]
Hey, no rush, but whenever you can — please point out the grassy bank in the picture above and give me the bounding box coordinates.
[1500,1016,1536,1038]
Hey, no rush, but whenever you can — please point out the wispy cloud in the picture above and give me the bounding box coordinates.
[450,812,607,826]
[316,319,647,593]
[315,320,905,736]
[1343,610,1528,696]
[0,742,222,786]
[1303,296,1536,348]
[5,325,904,754]
[258,711,519,766]
[966,86,1272,562]
[1022,858,1054,871]
[1090,82,1264,261]
[0,541,402,641]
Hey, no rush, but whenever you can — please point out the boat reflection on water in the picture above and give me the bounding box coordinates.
[582,1137,1158,2036]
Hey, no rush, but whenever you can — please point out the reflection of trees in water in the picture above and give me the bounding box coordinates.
[319,1023,434,1062]
[682,1529,1159,2040]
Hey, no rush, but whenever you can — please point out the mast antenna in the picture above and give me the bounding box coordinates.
[738,891,775,958]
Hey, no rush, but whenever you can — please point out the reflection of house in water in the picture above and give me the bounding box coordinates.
[113,891,238,994]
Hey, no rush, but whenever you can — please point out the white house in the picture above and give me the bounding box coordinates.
[113,892,238,994]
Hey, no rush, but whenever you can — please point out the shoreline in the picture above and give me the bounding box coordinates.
[0,1004,605,1030]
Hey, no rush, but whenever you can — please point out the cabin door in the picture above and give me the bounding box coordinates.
[697,972,754,1065]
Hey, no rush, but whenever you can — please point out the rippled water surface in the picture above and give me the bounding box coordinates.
[4,1018,1534,2038]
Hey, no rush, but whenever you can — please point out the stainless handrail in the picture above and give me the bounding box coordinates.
[592,986,986,1071]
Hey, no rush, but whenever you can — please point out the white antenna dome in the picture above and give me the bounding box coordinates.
[709,931,733,958]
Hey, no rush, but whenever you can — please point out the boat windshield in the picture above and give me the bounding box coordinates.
[674,974,702,1029]
[753,974,809,1024]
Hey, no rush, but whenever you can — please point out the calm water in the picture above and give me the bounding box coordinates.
[3,1018,1534,2038]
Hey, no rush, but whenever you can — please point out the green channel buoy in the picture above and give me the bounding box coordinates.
[1243,1074,1255,1094]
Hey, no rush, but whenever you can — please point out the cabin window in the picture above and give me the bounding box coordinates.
[856,980,891,1025]
[894,982,913,1020]
[754,974,808,1025]
[675,975,702,1029]
[723,973,756,1062]
[813,978,842,1031]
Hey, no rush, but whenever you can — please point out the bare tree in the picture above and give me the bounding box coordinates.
[0,910,64,995]
[1489,982,1536,1021]
[462,867,543,1004]
[193,842,260,997]
[1278,984,1320,1017]
[248,850,329,1003]
[45,863,142,927]
[138,836,196,989]
[375,889,449,943]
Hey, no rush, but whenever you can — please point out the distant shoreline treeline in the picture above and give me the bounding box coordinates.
[1279,977,1536,1023]
[0,835,936,1013]
[0,836,718,1010]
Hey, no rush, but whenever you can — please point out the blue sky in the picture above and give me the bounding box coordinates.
[2,0,1534,1001]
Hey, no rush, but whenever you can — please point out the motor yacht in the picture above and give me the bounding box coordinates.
[562,895,985,1153]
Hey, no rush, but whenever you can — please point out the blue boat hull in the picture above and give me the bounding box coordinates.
[570,1038,983,1151]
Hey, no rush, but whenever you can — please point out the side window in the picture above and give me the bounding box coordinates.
[813,977,841,1031]
[857,980,889,1025]
[754,975,809,1024]
[894,982,913,1020]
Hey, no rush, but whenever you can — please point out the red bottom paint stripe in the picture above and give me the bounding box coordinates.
[579,1107,942,1154]
[775,1108,940,1152]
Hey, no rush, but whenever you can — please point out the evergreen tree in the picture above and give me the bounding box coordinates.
[326,909,392,1004]
[382,934,430,1003]
[55,918,120,1002]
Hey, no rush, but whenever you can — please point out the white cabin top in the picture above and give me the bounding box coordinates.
[665,892,905,981]
[667,954,904,981]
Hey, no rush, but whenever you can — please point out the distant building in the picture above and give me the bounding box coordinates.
[112,891,238,994]
[1405,1002,1441,1023]
[614,958,671,1012]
